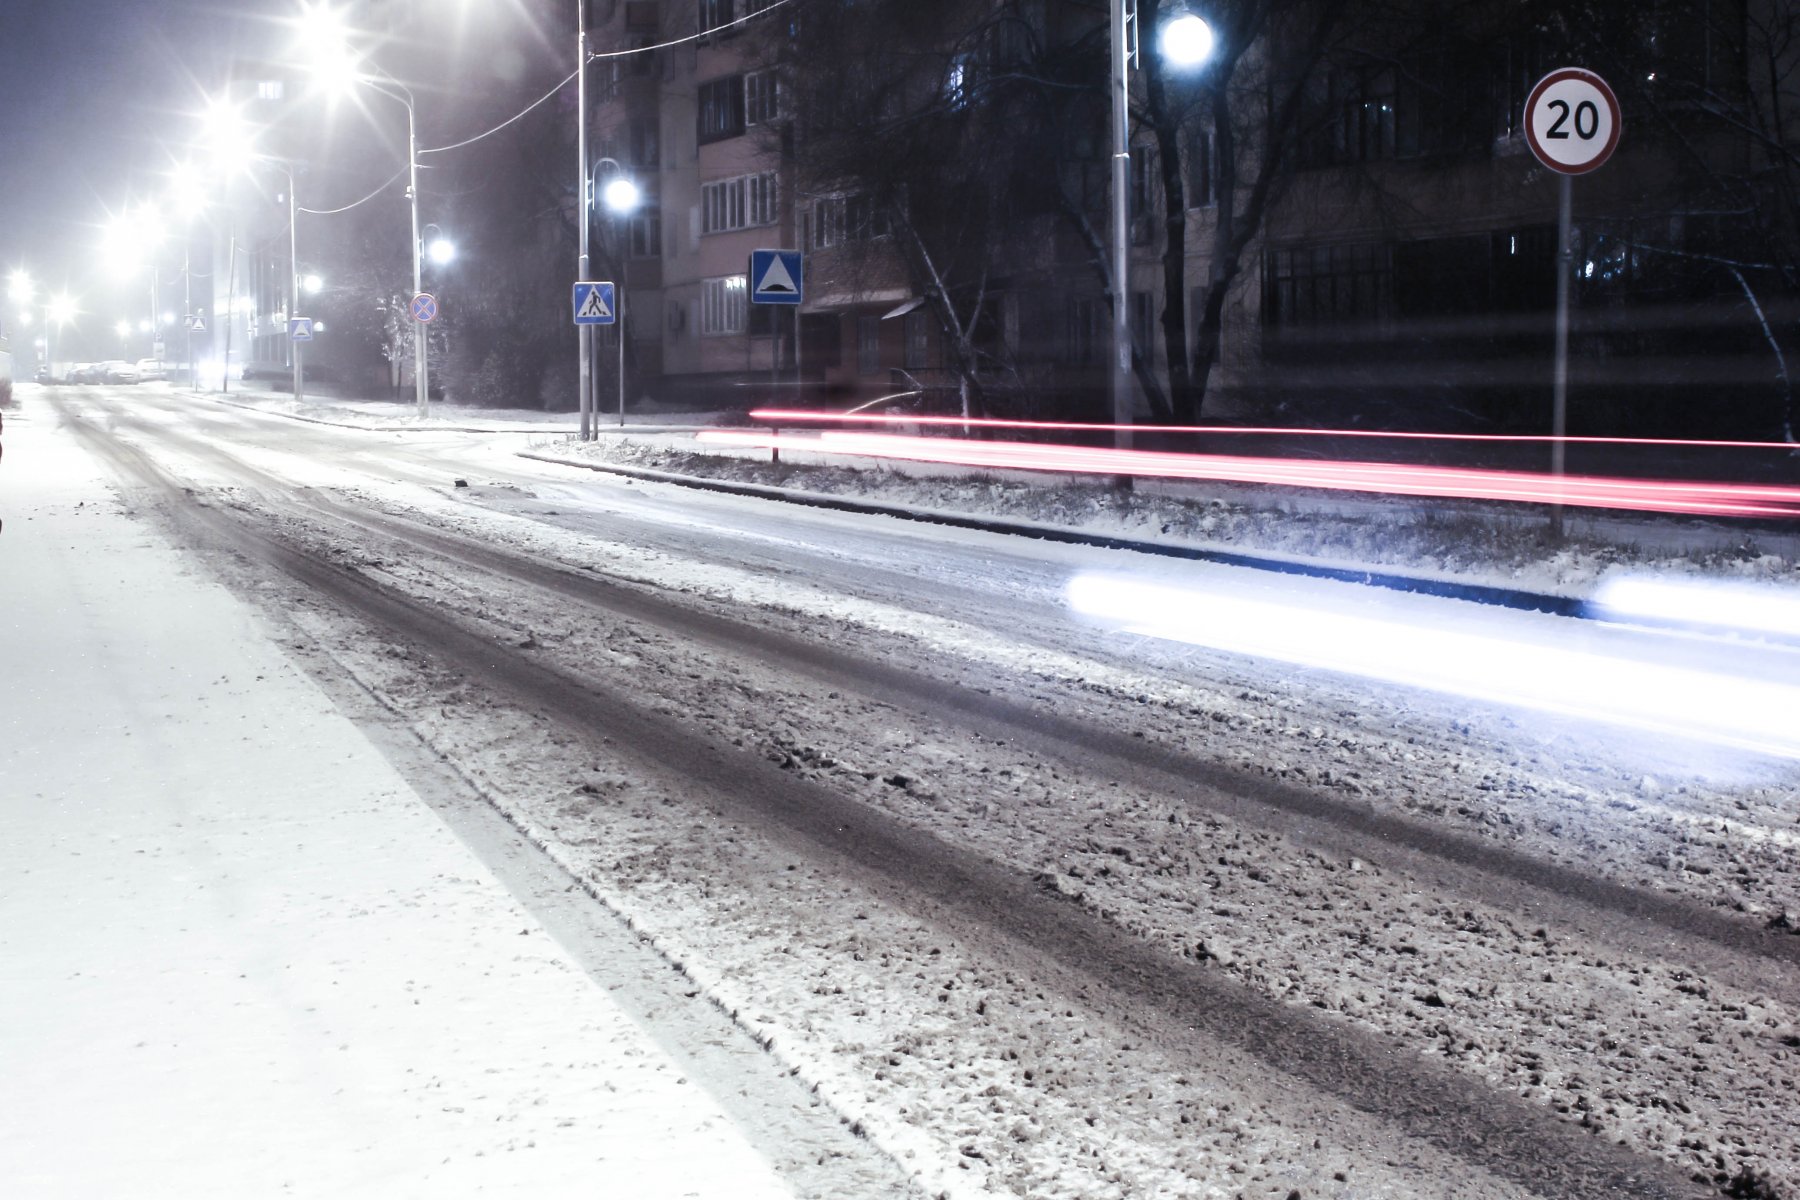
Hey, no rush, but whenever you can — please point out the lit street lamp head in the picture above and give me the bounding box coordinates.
[201,98,253,172]
[427,238,455,266]
[602,176,642,215]
[1160,9,1216,69]
[295,1,364,96]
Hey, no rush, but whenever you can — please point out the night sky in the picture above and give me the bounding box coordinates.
[0,2,268,294]
[1,0,562,352]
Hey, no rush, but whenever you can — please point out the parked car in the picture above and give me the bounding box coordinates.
[134,358,168,382]
[69,363,104,383]
[102,361,140,384]
[34,365,54,384]
[242,361,337,386]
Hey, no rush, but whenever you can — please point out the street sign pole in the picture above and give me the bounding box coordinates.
[1523,67,1621,539]
[1551,173,1573,538]
[576,0,591,442]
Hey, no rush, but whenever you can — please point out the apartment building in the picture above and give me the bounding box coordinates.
[585,0,959,411]
[580,0,1791,434]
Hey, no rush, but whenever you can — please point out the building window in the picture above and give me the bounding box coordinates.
[813,193,890,249]
[698,0,733,34]
[702,275,747,335]
[698,76,745,143]
[745,69,781,124]
[629,120,659,167]
[1129,150,1157,244]
[748,172,778,226]
[903,309,931,369]
[1131,290,1155,353]
[1065,295,1101,365]
[627,211,661,258]
[1264,242,1392,328]
[625,32,656,76]
[702,178,744,234]
[702,173,778,234]
[857,315,882,373]
[1185,124,1217,208]
[945,51,977,110]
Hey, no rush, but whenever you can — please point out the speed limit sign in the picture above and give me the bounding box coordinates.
[1524,68,1621,175]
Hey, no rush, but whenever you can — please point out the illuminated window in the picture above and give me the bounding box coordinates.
[702,275,747,334]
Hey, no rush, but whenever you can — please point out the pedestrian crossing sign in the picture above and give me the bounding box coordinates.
[573,281,616,325]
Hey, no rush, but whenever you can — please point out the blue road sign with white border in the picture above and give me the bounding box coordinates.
[750,250,803,305]
[410,292,438,323]
[289,318,314,342]
[572,281,616,325]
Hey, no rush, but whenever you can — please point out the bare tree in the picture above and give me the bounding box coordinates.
[771,0,1080,418]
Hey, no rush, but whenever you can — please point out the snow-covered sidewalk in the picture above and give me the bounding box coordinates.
[0,400,805,1197]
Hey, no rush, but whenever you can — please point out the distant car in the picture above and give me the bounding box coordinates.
[70,363,104,383]
[35,365,54,384]
[242,361,336,386]
[102,361,140,384]
[134,358,168,382]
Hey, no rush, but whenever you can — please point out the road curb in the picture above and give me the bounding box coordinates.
[518,450,1587,618]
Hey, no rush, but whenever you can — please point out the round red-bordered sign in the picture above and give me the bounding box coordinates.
[1524,68,1621,175]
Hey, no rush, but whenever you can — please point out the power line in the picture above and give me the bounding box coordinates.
[299,167,408,215]
[419,0,798,159]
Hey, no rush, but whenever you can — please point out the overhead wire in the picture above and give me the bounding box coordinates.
[418,0,798,158]
[299,166,409,215]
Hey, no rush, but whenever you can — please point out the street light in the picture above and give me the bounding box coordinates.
[294,4,430,420]
[160,158,216,387]
[427,235,455,266]
[1110,0,1214,449]
[1159,3,1215,66]
[585,156,640,432]
[45,293,78,377]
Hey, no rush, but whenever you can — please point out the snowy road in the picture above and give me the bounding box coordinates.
[18,384,1800,1198]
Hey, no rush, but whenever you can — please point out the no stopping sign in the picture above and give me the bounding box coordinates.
[1525,68,1621,175]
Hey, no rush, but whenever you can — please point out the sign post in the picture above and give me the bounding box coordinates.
[1524,67,1621,537]
[289,318,314,406]
[750,250,804,421]
[572,283,618,429]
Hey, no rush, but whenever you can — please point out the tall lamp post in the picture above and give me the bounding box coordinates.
[46,293,78,378]
[587,158,641,432]
[576,0,592,440]
[1110,0,1214,449]
[8,271,32,368]
[295,4,428,418]
[256,158,304,405]
[363,77,428,421]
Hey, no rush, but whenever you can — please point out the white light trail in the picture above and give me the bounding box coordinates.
[1067,573,1800,760]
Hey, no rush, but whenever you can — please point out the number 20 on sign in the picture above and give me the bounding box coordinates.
[1524,68,1621,175]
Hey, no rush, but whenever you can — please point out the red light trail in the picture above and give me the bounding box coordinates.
[746,408,1800,451]
[695,429,1800,519]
